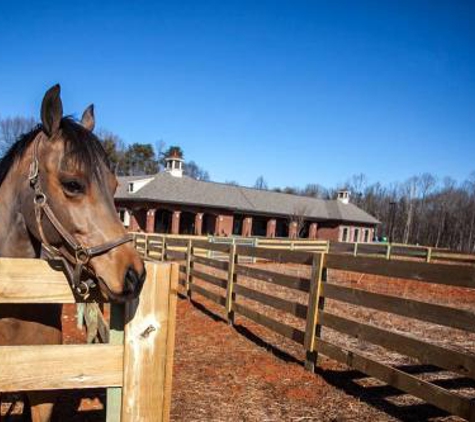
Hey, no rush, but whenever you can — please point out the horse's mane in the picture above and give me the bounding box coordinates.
[0,117,110,187]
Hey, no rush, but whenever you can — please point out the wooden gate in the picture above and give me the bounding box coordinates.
[0,258,178,422]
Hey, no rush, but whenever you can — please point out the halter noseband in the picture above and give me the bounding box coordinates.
[29,132,133,298]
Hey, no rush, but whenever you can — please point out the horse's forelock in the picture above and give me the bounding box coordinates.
[0,117,111,188]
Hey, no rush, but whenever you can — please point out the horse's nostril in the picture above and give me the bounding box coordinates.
[124,266,146,297]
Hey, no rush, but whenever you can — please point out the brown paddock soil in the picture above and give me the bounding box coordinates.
[177,260,475,421]
[3,261,475,421]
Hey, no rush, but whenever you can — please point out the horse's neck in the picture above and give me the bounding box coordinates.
[0,168,38,258]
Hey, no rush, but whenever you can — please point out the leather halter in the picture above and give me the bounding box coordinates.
[28,132,133,298]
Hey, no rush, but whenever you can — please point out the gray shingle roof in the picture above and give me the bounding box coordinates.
[115,173,379,225]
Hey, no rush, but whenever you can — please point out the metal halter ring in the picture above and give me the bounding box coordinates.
[76,281,90,298]
[75,247,91,264]
[34,192,47,206]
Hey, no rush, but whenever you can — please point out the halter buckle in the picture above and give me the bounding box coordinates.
[28,159,39,184]
[76,247,91,264]
[34,192,47,206]
[76,281,90,299]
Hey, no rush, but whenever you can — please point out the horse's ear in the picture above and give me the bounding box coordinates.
[41,84,63,136]
[81,104,95,131]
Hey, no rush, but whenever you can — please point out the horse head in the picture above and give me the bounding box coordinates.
[19,84,145,301]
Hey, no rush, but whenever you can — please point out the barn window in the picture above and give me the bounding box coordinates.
[341,227,349,242]
[128,182,134,193]
[363,229,370,243]
[353,228,360,242]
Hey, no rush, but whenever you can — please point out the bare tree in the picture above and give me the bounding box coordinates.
[289,205,308,238]
[254,176,268,190]
[0,116,37,156]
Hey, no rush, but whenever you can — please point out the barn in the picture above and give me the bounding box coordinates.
[114,155,379,241]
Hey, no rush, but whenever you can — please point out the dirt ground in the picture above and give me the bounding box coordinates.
[2,261,474,421]
[171,295,466,422]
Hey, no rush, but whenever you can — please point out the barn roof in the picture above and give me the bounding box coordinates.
[115,173,379,225]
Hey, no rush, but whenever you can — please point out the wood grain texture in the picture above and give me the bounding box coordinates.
[121,262,178,422]
[234,284,307,319]
[190,268,228,289]
[320,311,475,379]
[324,283,475,333]
[0,344,123,392]
[0,258,75,303]
[316,339,475,421]
[233,302,305,344]
[235,264,310,292]
[325,253,475,288]
[190,283,226,306]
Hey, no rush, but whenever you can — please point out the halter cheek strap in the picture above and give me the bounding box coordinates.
[29,132,133,298]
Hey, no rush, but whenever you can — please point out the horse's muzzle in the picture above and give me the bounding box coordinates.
[123,266,146,298]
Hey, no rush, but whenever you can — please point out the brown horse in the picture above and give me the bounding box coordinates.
[0,85,145,421]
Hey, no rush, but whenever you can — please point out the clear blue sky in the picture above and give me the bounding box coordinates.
[0,0,474,188]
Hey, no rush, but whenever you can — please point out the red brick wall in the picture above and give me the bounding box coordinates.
[317,224,340,241]
[216,214,234,236]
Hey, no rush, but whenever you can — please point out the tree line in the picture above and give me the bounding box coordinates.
[0,116,209,180]
[253,173,475,253]
[1,116,473,252]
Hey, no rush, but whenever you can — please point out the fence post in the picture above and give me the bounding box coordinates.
[106,304,124,422]
[304,253,326,372]
[353,242,358,257]
[161,235,167,262]
[144,234,149,260]
[185,239,193,298]
[121,262,178,422]
[426,247,432,263]
[386,244,391,260]
[225,243,237,325]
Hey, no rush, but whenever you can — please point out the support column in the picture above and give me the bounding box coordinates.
[215,215,223,236]
[242,217,253,237]
[171,211,181,235]
[146,209,156,233]
[289,221,298,239]
[266,219,276,238]
[195,213,203,236]
[129,211,140,232]
[309,223,318,239]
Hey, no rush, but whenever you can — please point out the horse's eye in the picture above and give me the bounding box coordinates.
[61,180,85,195]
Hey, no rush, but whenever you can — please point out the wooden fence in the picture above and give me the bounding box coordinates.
[133,232,475,265]
[0,258,178,422]
[140,238,475,421]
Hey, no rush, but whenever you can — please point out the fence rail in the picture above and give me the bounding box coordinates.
[0,258,178,422]
[136,236,475,421]
[133,233,475,265]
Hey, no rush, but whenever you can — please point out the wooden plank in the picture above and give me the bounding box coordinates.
[192,240,231,253]
[166,250,186,260]
[106,304,125,422]
[225,244,237,324]
[162,263,179,421]
[190,283,226,306]
[190,268,228,289]
[325,253,475,288]
[234,284,308,319]
[122,262,178,422]
[304,254,325,371]
[235,264,310,292]
[185,240,192,294]
[324,283,475,333]
[316,339,475,421]
[192,255,230,271]
[0,344,123,391]
[233,302,305,344]
[320,311,475,379]
[236,245,313,265]
[0,258,75,303]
